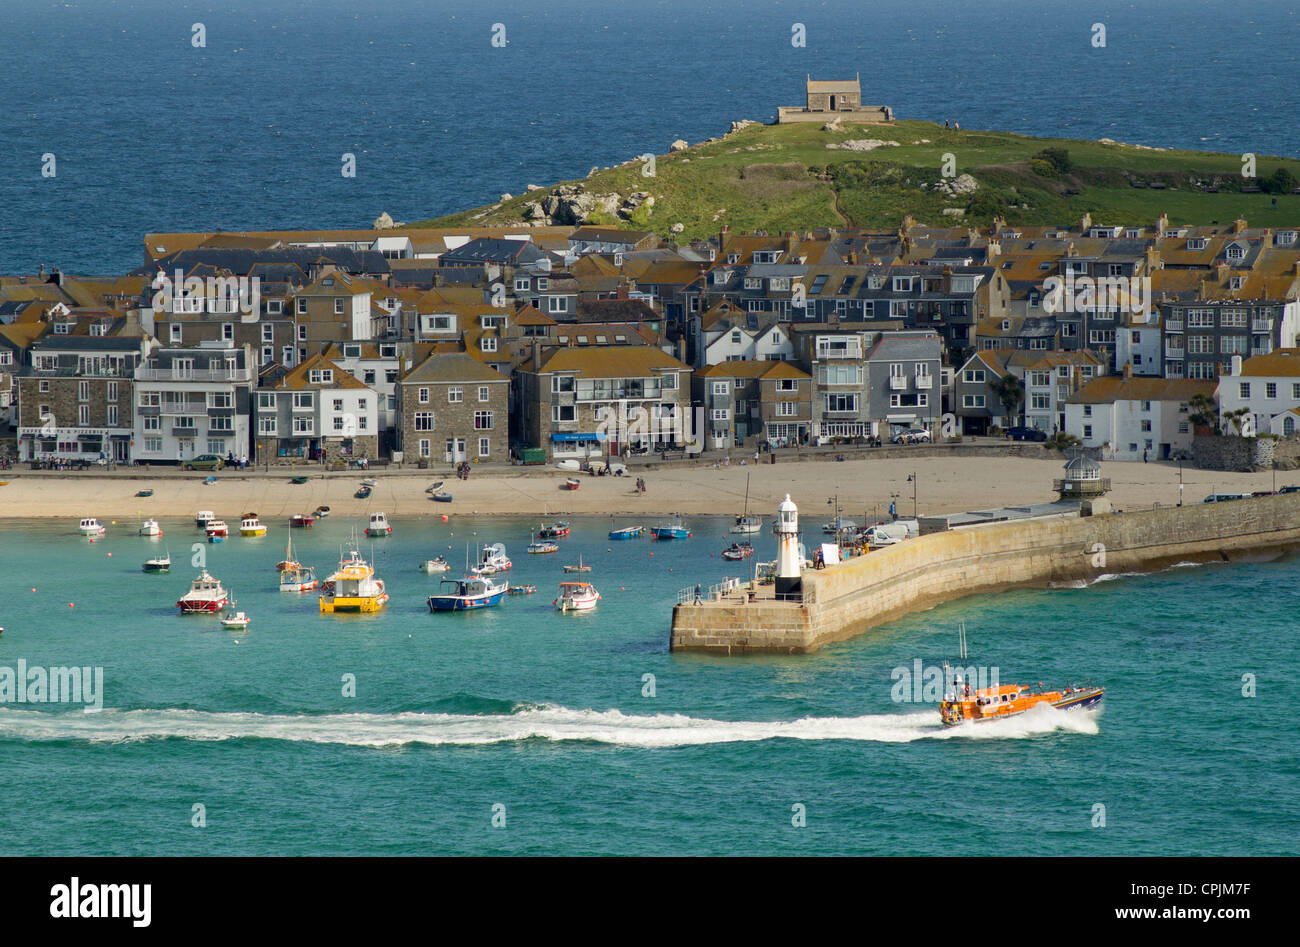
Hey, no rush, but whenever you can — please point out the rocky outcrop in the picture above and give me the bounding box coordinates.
[934,173,979,198]
[669,139,689,152]
[518,183,652,227]
[372,211,395,230]
[729,120,758,134]
[825,139,900,152]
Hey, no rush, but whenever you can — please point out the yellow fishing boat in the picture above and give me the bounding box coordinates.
[319,534,389,614]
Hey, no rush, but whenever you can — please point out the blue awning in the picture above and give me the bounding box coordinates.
[551,432,605,442]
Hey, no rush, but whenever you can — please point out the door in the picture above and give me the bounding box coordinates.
[113,439,130,463]
[445,438,466,462]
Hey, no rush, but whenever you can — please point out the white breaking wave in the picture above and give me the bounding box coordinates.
[0,702,1099,748]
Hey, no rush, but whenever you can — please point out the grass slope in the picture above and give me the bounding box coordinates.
[410,119,1300,240]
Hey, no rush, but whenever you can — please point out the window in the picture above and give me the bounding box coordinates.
[142,416,160,431]
[292,416,314,434]
[962,395,986,408]
[208,392,232,409]
[478,386,490,402]
[481,336,497,353]
[332,399,344,412]
[78,404,90,425]
[711,408,730,421]
[1083,425,1093,438]
[1083,405,1092,417]
[296,297,307,315]
[777,378,798,392]
[1140,420,1152,432]
[257,416,277,436]
[257,392,275,409]
[1239,383,1251,399]
[308,369,333,384]
[418,438,431,458]
[144,437,162,453]
[283,346,295,366]
[78,381,90,402]
[334,298,345,315]
[711,381,730,396]
[962,369,986,384]
[478,437,491,458]
[261,346,274,365]
[659,374,677,390]
[413,412,434,431]
[448,387,463,403]
[107,405,118,426]
[39,380,49,393]
[222,323,234,341]
[552,404,576,422]
[1266,383,1277,399]
[473,411,494,430]
[210,415,233,432]
[170,324,183,343]
[292,392,313,410]
[824,393,858,413]
[546,297,568,314]
[551,375,575,393]
[418,387,430,404]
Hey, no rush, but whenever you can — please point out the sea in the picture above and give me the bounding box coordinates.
[0,513,1296,856]
[1,0,1299,274]
[2,0,1300,857]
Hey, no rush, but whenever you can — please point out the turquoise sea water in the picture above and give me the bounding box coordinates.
[0,514,1295,856]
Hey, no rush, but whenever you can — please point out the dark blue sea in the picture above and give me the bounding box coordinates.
[1,0,1298,273]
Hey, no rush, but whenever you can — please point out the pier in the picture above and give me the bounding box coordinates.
[670,492,1300,654]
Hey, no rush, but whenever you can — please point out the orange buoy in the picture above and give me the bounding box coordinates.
[441,515,448,522]
[107,553,112,557]
[68,602,74,608]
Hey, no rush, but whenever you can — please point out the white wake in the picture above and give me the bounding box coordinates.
[0,702,1099,748]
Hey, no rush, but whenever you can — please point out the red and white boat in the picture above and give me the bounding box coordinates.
[290,513,315,528]
[176,570,229,613]
[205,519,230,542]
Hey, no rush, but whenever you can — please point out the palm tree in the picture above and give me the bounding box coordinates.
[1187,392,1219,434]
[989,373,1025,427]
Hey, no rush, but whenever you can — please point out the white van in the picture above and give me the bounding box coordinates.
[864,522,914,547]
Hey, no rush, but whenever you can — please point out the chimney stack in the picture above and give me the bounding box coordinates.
[1234,217,1247,234]
[1156,212,1168,236]
[1122,361,1133,379]
[1079,212,1092,234]
[1231,354,1243,376]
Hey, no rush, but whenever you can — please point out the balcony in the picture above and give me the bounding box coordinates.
[816,346,862,360]
[1252,320,1271,332]
[888,375,907,390]
[914,375,933,389]
[171,424,198,437]
[137,367,250,382]
[1165,345,1184,359]
[1164,319,1183,332]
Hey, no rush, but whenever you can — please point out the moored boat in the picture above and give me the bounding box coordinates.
[194,510,216,529]
[139,518,163,537]
[721,541,754,561]
[176,570,228,613]
[143,553,171,573]
[651,514,690,540]
[78,517,106,536]
[731,474,761,534]
[279,563,319,593]
[539,521,570,539]
[355,485,372,499]
[239,513,267,537]
[290,513,315,528]
[219,606,251,631]
[563,554,591,573]
[471,542,512,575]
[365,512,392,537]
[430,491,453,503]
[313,505,331,518]
[564,477,581,490]
[609,524,643,540]
[507,585,537,595]
[319,538,389,613]
[527,538,559,554]
[420,556,451,573]
[554,581,601,612]
[205,519,229,542]
[427,575,508,612]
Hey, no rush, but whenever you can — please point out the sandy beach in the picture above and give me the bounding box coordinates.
[0,455,1288,523]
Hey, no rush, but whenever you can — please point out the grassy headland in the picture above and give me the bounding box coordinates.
[410,119,1300,238]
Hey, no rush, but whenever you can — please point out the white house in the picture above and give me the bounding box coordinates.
[133,342,254,464]
[1064,372,1215,461]
[1216,349,1300,436]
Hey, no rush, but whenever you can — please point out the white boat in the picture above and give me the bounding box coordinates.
[731,474,762,533]
[554,459,581,472]
[365,512,392,537]
[361,477,378,488]
[143,553,171,573]
[471,542,512,575]
[563,554,591,573]
[220,609,251,631]
[78,517,106,536]
[239,514,267,537]
[554,581,601,612]
[279,563,319,592]
[194,510,216,528]
[139,518,163,537]
[420,556,451,574]
[822,517,857,535]
[205,519,229,542]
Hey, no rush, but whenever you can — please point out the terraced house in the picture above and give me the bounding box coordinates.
[694,360,812,449]
[395,352,509,464]
[16,332,151,462]
[515,345,693,460]
[132,342,253,465]
[254,354,378,464]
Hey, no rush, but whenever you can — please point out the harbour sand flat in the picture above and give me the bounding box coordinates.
[0,457,1286,521]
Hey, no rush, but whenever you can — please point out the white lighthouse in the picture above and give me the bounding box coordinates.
[774,494,803,600]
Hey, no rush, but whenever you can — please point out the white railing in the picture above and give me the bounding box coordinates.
[914,375,933,389]
[137,368,250,382]
[889,375,907,390]
[676,577,744,604]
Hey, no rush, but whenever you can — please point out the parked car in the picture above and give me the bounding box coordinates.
[184,454,224,471]
[1004,426,1048,442]
[1279,485,1300,494]
[892,428,931,445]
[1202,493,1252,503]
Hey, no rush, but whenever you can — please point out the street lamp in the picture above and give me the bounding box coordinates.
[906,472,917,519]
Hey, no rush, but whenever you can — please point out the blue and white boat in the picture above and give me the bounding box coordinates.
[609,524,643,540]
[427,575,508,612]
[651,515,691,540]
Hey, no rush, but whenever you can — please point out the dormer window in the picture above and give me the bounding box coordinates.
[1229,276,1246,291]
[892,276,913,292]
[1226,244,1246,261]
[536,278,549,291]
[726,254,740,264]
[308,369,333,384]
[1187,238,1207,251]
[1278,231,1298,246]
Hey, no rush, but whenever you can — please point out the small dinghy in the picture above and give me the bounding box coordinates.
[420,556,451,574]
